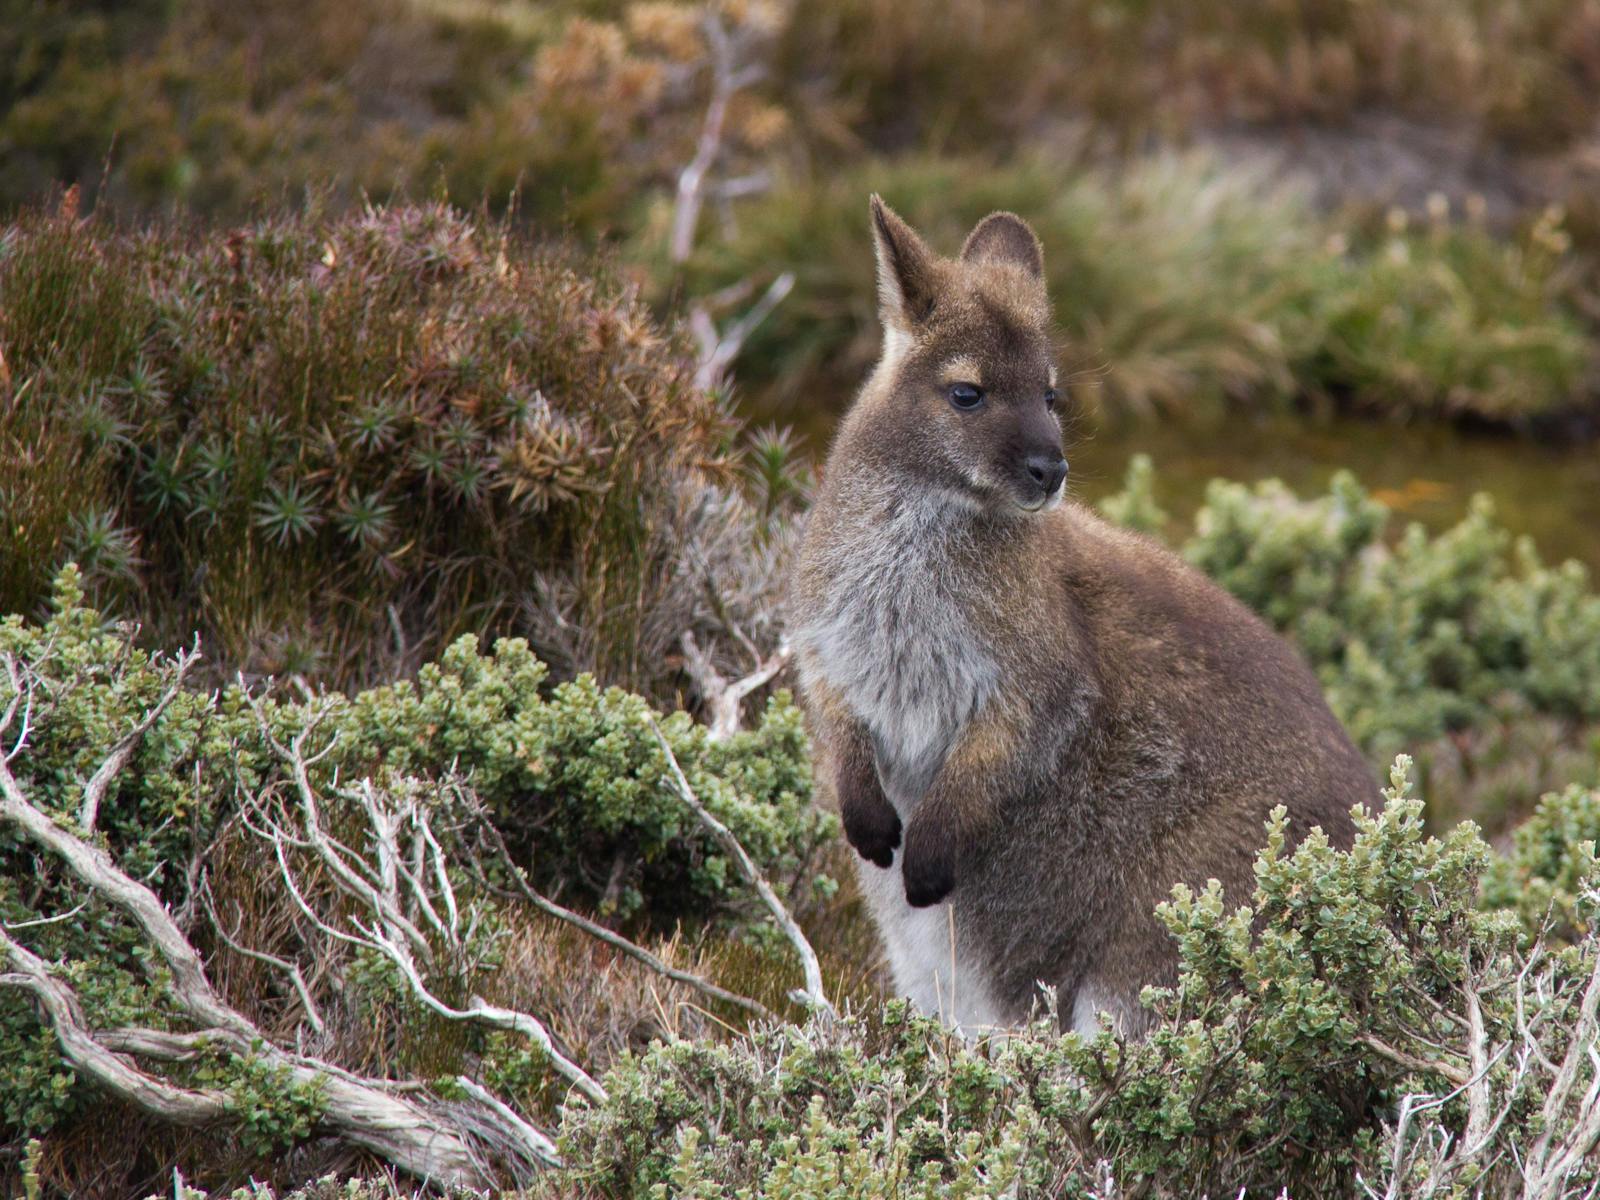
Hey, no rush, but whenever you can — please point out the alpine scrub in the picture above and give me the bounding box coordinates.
[0,569,830,1166]
[561,759,1600,1200]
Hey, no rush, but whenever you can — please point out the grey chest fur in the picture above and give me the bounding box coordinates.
[795,497,1001,806]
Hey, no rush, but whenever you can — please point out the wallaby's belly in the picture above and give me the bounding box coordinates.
[854,849,1010,1034]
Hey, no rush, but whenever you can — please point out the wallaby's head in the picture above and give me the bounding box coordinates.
[853,195,1066,514]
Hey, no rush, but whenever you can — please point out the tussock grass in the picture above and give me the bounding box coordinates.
[675,155,1594,428]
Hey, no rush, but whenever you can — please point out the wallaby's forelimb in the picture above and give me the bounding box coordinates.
[837,724,899,869]
[811,682,900,867]
[900,707,1016,907]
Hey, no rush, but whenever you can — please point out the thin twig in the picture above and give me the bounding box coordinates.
[691,271,794,392]
[650,721,834,1019]
[199,876,326,1036]
[474,815,775,1021]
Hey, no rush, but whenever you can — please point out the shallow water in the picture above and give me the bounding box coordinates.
[784,405,1600,571]
[1064,413,1600,571]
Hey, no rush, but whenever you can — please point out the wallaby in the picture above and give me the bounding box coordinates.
[789,198,1377,1035]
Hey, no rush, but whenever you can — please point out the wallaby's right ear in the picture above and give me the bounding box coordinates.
[870,195,938,330]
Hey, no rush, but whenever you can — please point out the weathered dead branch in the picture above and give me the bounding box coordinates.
[1359,919,1600,1200]
[0,742,496,1184]
[666,5,795,393]
[241,695,609,1106]
[679,629,791,742]
[1521,923,1600,1199]
[0,661,547,1186]
[651,722,834,1019]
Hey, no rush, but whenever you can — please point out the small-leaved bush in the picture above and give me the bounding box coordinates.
[558,759,1600,1199]
[82,762,1600,1189]
[6,537,1600,1195]
[0,569,830,1164]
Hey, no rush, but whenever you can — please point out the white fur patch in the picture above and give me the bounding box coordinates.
[880,323,912,370]
[855,856,1007,1035]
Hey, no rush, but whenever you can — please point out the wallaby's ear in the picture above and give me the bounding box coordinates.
[870,195,939,329]
[961,211,1044,279]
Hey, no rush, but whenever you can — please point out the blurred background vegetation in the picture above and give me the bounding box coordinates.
[9,0,1600,550]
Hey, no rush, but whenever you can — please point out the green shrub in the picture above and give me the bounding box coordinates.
[0,202,803,701]
[30,737,1600,1197]
[674,155,1591,427]
[1484,782,1600,941]
[323,632,825,921]
[560,759,1600,1199]
[0,569,831,1154]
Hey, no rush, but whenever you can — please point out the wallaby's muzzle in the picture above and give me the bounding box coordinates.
[1021,453,1069,508]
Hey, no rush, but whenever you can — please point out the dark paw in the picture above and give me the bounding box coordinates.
[842,801,901,869]
[901,828,955,907]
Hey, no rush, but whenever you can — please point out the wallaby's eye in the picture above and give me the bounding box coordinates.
[948,383,985,411]
[1044,388,1060,411]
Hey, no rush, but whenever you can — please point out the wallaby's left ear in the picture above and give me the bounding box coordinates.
[961,212,1044,279]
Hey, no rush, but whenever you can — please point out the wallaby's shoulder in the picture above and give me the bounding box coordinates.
[1047,501,1274,639]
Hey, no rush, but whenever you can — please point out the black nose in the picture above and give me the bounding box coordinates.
[1025,454,1069,497]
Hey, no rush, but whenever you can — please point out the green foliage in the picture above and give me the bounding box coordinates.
[1485,783,1600,941]
[1093,453,1166,536]
[677,155,1590,426]
[0,566,227,884]
[213,1052,329,1157]
[563,759,1600,1199]
[13,0,1600,225]
[0,572,829,1151]
[1311,204,1589,423]
[1098,459,1600,770]
[326,633,826,919]
[0,202,798,701]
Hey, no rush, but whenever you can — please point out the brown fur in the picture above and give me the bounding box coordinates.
[789,198,1376,1032]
